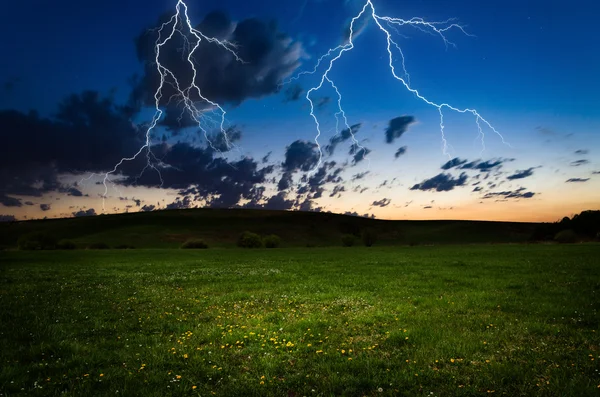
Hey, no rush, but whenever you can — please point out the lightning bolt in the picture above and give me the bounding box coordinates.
[290,0,510,176]
[82,0,244,211]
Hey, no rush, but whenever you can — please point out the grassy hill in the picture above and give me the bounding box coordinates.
[0,208,538,249]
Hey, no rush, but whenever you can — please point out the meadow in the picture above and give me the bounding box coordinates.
[1,244,599,396]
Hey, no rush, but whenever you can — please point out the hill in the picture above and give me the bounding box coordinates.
[0,208,539,249]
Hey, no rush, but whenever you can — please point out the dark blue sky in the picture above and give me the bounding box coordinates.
[1,0,598,221]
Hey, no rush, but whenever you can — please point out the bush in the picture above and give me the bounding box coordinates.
[361,228,377,247]
[238,231,263,248]
[18,232,57,250]
[341,234,356,247]
[87,242,109,249]
[115,244,136,249]
[554,229,578,244]
[181,239,208,249]
[263,234,281,248]
[56,240,76,250]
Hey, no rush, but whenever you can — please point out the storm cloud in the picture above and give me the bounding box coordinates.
[411,172,468,192]
[385,116,415,144]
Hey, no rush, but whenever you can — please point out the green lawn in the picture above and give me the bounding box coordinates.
[1,245,599,396]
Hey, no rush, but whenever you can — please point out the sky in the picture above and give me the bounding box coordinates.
[0,0,599,222]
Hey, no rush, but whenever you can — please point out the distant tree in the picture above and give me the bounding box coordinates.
[238,231,263,248]
[554,229,578,244]
[18,232,57,250]
[181,239,208,249]
[341,234,356,247]
[56,240,77,250]
[87,242,110,249]
[263,234,281,248]
[361,228,377,247]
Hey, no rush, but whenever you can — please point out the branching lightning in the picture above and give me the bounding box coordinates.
[290,0,511,176]
[81,0,244,211]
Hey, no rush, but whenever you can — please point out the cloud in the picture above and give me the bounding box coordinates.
[140,204,156,212]
[40,204,51,211]
[472,186,483,192]
[0,194,22,207]
[571,159,589,167]
[72,208,97,217]
[316,96,331,110]
[411,173,468,192]
[283,84,304,102]
[385,116,415,144]
[566,178,590,183]
[574,149,589,155]
[283,140,320,173]
[507,168,534,180]
[593,171,600,175]
[394,146,407,159]
[0,215,16,222]
[166,196,193,210]
[325,123,361,155]
[372,198,391,207]
[460,159,505,172]
[482,187,535,200]
[351,171,370,181]
[441,157,468,170]
[263,192,295,210]
[350,144,370,165]
[131,11,305,131]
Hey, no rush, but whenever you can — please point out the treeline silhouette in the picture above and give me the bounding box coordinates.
[530,210,600,242]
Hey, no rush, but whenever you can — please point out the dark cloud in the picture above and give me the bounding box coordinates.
[166,196,193,210]
[329,185,346,197]
[411,173,468,192]
[0,92,144,199]
[72,208,97,217]
[566,178,590,183]
[24,201,34,206]
[325,123,361,156]
[140,204,156,212]
[351,171,370,181]
[282,140,319,172]
[385,116,415,144]
[423,206,432,209]
[472,186,483,192]
[372,198,391,207]
[394,146,407,159]
[67,188,84,197]
[507,168,534,181]
[283,84,304,102]
[206,127,242,152]
[574,149,589,155]
[460,159,504,172]
[131,11,304,131]
[263,192,295,210]
[350,144,370,165]
[535,126,556,136]
[482,187,535,200]
[0,215,16,222]
[571,159,589,167]
[441,157,468,170]
[40,204,51,211]
[316,96,331,110]
[593,171,600,175]
[0,195,22,207]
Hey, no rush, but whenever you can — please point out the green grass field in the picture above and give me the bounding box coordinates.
[1,245,599,396]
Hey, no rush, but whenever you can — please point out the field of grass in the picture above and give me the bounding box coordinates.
[1,244,599,396]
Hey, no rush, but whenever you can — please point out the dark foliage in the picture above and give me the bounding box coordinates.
[531,210,600,241]
[181,239,208,249]
[263,234,282,248]
[115,244,136,249]
[341,234,356,247]
[18,232,57,250]
[56,240,77,250]
[554,229,579,244]
[87,242,109,249]
[361,228,378,247]
[238,231,263,248]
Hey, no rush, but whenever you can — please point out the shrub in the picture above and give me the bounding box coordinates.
[18,232,57,250]
[87,242,110,249]
[115,244,136,249]
[341,234,356,247]
[361,228,377,247]
[56,240,76,250]
[263,234,281,248]
[554,229,578,244]
[238,231,263,248]
[181,239,208,249]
